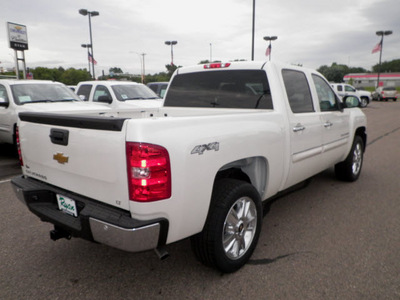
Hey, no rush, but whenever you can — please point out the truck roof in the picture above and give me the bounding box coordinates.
[0,79,63,85]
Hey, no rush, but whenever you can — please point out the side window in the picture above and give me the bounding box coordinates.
[76,84,92,101]
[93,85,112,102]
[312,75,340,111]
[0,84,10,103]
[282,69,314,113]
[345,85,355,92]
[336,85,343,92]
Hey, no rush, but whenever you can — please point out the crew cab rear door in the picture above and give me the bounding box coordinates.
[281,69,324,188]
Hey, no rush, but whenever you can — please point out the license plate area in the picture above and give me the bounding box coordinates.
[56,194,78,217]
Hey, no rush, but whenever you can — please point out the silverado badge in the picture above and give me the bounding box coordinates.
[53,152,69,164]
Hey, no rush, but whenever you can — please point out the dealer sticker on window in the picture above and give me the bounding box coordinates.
[56,194,78,217]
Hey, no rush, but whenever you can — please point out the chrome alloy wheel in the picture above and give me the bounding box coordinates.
[223,196,258,260]
[352,142,363,176]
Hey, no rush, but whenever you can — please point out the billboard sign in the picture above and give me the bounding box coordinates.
[7,22,29,50]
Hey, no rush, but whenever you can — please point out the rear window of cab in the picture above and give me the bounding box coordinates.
[164,70,273,109]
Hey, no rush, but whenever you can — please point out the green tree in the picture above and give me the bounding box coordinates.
[165,64,180,77]
[317,63,368,83]
[30,67,91,85]
[372,59,400,73]
[60,68,91,85]
[109,67,123,74]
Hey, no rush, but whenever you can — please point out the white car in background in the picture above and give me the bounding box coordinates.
[0,79,111,145]
[331,83,371,108]
[76,81,163,109]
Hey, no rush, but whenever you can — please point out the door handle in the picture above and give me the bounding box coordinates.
[324,121,333,128]
[293,123,305,132]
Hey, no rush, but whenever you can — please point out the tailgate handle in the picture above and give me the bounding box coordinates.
[50,129,69,146]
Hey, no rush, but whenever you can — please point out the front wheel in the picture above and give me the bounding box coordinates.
[191,179,262,273]
[335,136,364,182]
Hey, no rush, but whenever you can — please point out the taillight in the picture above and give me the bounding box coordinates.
[16,126,23,166]
[204,63,231,69]
[126,142,171,202]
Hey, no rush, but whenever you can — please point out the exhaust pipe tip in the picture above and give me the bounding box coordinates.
[154,246,170,260]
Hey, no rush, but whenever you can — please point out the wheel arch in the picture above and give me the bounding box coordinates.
[355,126,367,152]
[214,156,269,198]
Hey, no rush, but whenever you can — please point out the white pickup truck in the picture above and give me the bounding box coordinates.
[76,80,163,109]
[12,61,367,273]
[330,83,371,108]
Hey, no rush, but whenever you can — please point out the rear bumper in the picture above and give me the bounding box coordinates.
[11,175,168,252]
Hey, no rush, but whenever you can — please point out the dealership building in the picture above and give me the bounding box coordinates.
[344,73,400,88]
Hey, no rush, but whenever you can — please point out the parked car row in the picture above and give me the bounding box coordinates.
[0,79,167,146]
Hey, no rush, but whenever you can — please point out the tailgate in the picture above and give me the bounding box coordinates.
[18,112,131,210]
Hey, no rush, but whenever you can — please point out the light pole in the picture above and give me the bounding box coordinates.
[375,30,393,89]
[81,44,92,77]
[79,9,99,79]
[263,36,278,61]
[165,41,177,65]
[251,0,255,60]
[129,52,146,83]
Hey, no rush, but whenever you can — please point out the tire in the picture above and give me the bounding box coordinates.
[359,97,368,108]
[191,179,262,273]
[335,136,364,182]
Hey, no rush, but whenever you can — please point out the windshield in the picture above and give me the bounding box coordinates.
[11,83,80,105]
[164,70,273,109]
[111,85,160,101]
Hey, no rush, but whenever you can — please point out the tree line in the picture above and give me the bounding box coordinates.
[1,59,398,85]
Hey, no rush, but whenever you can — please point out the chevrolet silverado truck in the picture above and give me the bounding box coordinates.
[12,61,367,273]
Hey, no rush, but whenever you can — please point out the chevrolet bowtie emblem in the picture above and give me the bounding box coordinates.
[53,152,69,164]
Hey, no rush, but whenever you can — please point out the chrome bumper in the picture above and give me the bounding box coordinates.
[11,175,168,253]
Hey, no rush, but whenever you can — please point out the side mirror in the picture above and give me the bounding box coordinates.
[0,97,9,108]
[97,95,112,104]
[342,95,360,108]
[78,94,86,101]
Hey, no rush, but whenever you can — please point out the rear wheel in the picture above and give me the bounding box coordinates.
[191,179,262,273]
[335,136,364,182]
[359,97,368,107]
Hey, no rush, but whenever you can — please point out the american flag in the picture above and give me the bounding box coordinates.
[372,41,382,54]
[265,44,271,57]
[88,52,98,65]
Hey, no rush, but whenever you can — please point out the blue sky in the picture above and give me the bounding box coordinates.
[1,0,398,76]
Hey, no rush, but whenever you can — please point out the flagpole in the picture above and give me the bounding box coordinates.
[375,30,393,89]
[376,35,384,89]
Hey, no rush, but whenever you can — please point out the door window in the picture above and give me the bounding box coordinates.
[312,75,340,111]
[93,85,112,102]
[282,69,314,113]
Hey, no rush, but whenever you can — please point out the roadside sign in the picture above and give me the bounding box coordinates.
[7,22,29,50]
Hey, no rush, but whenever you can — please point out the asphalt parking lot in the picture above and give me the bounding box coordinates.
[0,100,399,299]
